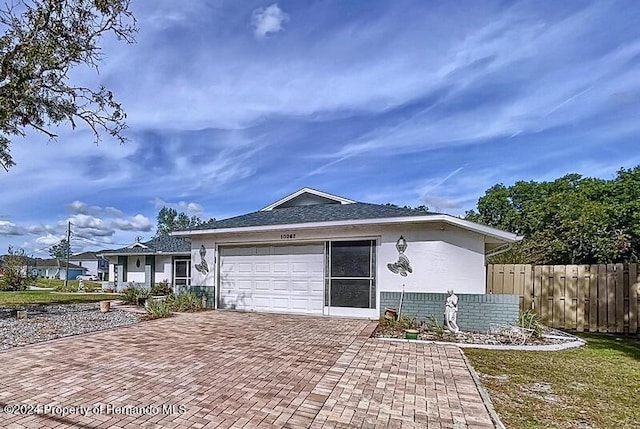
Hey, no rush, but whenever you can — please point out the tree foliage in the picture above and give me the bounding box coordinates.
[0,246,33,290]
[49,238,70,259]
[156,207,213,236]
[0,0,136,171]
[466,167,640,264]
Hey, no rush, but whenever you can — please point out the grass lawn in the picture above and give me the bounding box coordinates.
[465,333,640,429]
[34,278,103,292]
[0,291,121,306]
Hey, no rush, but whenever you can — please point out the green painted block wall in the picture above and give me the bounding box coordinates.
[380,292,519,332]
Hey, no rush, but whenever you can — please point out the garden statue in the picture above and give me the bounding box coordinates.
[444,289,460,333]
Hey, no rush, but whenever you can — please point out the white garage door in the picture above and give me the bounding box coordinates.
[218,244,324,314]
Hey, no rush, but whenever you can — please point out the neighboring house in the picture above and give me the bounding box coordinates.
[32,259,87,279]
[173,188,520,318]
[69,251,109,280]
[99,236,191,291]
[0,256,86,280]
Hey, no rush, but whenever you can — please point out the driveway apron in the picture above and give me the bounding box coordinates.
[0,311,495,428]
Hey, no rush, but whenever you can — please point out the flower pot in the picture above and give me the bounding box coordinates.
[384,307,398,321]
[100,300,111,313]
[404,329,419,340]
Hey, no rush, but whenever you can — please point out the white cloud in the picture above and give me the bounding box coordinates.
[252,4,289,38]
[111,214,152,232]
[152,198,205,218]
[0,221,23,236]
[67,200,103,216]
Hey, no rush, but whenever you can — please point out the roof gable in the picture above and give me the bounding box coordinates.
[261,188,355,211]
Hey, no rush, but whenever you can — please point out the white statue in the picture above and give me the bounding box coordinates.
[444,289,460,334]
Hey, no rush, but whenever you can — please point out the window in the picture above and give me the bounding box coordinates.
[174,259,191,286]
[325,240,376,308]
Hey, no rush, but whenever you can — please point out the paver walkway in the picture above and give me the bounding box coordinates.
[0,311,495,428]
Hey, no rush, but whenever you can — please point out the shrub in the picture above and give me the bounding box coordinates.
[121,284,149,305]
[169,292,204,312]
[144,299,173,319]
[150,280,172,296]
[518,310,544,337]
[426,315,445,340]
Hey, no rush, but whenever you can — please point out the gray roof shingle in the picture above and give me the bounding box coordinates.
[190,203,435,231]
[101,235,191,255]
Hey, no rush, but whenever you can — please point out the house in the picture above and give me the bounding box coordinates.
[69,251,109,280]
[99,235,191,291]
[173,188,520,319]
[31,259,87,279]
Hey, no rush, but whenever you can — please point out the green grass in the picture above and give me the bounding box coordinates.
[33,278,103,292]
[465,333,640,429]
[0,291,121,306]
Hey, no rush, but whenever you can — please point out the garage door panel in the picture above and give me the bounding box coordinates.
[272,263,289,274]
[219,244,323,314]
[254,279,270,290]
[255,263,270,274]
[291,280,310,292]
[273,280,289,291]
[237,263,253,273]
[236,280,253,291]
[310,280,324,293]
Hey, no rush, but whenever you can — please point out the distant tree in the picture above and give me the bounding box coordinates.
[156,207,213,236]
[0,246,33,291]
[385,203,430,212]
[0,0,137,171]
[466,167,640,264]
[49,239,71,260]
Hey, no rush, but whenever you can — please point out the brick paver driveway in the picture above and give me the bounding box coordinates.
[0,311,495,428]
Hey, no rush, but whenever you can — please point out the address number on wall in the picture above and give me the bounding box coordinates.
[280,233,296,239]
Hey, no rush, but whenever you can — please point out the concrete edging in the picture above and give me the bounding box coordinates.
[375,336,586,351]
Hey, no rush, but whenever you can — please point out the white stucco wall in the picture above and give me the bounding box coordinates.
[186,221,487,299]
[108,260,115,282]
[155,256,173,284]
[73,260,99,276]
[126,255,146,284]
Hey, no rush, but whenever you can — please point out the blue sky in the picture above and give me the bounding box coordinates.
[1,0,639,256]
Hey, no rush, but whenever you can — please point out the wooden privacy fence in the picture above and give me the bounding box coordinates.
[486,264,640,334]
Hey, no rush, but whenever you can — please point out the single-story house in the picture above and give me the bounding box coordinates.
[173,188,520,319]
[99,235,191,291]
[69,251,109,280]
[30,259,87,279]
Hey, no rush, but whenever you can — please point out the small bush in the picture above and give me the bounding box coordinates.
[150,280,172,296]
[518,310,544,337]
[395,315,419,330]
[426,315,445,340]
[145,299,173,319]
[121,285,149,305]
[168,292,204,312]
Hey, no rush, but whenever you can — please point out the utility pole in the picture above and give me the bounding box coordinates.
[64,221,71,289]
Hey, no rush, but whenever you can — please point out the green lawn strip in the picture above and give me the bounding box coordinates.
[465,333,640,429]
[34,278,102,291]
[0,291,121,306]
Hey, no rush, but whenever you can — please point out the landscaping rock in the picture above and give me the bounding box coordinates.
[0,303,144,350]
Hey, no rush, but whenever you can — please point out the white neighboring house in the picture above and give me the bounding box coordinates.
[173,187,521,318]
[69,251,109,280]
[99,236,191,291]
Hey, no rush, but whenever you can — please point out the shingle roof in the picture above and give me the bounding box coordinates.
[100,236,191,255]
[69,251,98,260]
[190,203,435,231]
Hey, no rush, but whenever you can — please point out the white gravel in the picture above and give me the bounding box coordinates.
[0,303,144,350]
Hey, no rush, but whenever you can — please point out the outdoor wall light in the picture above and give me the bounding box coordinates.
[136,258,141,268]
[396,235,407,254]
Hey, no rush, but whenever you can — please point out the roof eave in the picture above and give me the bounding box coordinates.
[173,214,520,243]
